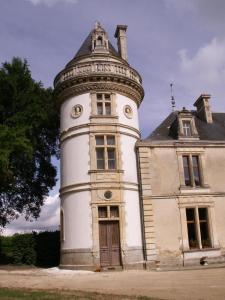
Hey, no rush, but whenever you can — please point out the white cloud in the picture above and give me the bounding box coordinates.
[177,37,225,109]
[2,193,60,236]
[25,0,78,7]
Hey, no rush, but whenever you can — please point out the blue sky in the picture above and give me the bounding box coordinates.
[1,0,225,234]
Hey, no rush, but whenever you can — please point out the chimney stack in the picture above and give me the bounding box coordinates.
[114,25,128,61]
[194,94,213,124]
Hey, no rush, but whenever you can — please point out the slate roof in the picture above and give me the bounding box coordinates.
[73,31,120,60]
[144,111,225,142]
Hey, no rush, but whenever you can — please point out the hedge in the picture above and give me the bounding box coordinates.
[0,231,60,267]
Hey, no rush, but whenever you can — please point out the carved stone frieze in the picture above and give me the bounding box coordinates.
[54,76,144,107]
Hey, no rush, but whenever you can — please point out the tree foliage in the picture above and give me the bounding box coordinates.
[0,58,59,227]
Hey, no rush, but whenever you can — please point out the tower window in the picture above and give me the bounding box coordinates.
[96,93,112,115]
[95,135,116,170]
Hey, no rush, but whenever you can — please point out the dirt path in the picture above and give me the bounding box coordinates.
[0,267,225,299]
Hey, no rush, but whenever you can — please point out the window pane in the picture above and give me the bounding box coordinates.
[96,136,104,145]
[97,93,103,100]
[192,156,201,186]
[97,103,103,115]
[110,206,119,218]
[98,206,107,218]
[96,149,104,169]
[183,156,191,186]
[186,208,195,221]
[199,208,211,248]
[183,121,191,136]
[108,149,116,169]
[105,103,111,115]
[198,207,207,221]
[186,208,199,249]
[107,136,115,145]
[104,94,111,100]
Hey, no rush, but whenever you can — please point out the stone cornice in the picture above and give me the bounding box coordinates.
[136,140,225,148]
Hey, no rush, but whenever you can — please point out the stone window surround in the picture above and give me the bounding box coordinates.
[176,149,210,192]
[178,200,219,252]
[95,135,117,170]
[89,132,122,172]
[90,92,116,117]
[178,116,199,140]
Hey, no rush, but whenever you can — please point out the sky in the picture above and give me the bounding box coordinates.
[1,0,225,235]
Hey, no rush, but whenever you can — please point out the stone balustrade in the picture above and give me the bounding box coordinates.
[54,61,142,87]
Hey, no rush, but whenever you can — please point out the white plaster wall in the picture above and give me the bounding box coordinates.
[116,94,139,130]
[153,198,182,252]
[120,134,138,183]
[60,93,91,133]
[124,190,142,247]
[61,191,92,249]
[60,134,90,187]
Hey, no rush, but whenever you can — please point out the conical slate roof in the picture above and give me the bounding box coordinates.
[74,31,120,59]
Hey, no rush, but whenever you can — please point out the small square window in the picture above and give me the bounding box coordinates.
[98,207,107,218]
[96,136,104,145]
[97,94,103,100]
[110,206,119,218]
[107,136,115,145]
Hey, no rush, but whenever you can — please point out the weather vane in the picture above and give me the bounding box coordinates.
[170,83,176,112]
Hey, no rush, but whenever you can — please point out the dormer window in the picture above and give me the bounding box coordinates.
[91,22,109,53]
[96,36,103,46]
[182,121,192,137]
[176,108,199,140]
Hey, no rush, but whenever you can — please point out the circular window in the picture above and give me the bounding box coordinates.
[124,105,133,119]
[104,191,112,200]
[71,104,83,118]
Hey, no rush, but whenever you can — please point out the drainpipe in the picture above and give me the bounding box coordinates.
[136,145,147,268]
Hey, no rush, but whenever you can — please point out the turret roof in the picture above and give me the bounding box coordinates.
[73,30,120,60]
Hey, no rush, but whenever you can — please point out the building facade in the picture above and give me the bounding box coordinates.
[54,24,225,270]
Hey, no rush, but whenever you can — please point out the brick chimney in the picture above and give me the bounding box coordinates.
[194,94,213,124]
[114,25,128,61]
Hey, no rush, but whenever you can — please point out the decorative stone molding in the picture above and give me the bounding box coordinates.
[54,70,144,107]
[71,104,83,118]
[124,105,133,119]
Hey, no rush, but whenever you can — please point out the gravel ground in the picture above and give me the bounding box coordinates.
[0,266,225,299]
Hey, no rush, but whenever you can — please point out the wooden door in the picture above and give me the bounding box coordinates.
[99,221,121,267]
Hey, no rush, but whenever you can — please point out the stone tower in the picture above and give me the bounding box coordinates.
[54,23,144,270]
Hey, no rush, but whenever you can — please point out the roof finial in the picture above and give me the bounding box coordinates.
[170,83,176,112]
[94,21,101,29]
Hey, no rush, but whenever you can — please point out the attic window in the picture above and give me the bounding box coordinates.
[183,121,192,137]
[96,36,103,46]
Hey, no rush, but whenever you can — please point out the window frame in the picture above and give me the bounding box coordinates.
[185,207,212,250]
[182,154,202,188]
[95,135,117,170]
[90,92,117,117]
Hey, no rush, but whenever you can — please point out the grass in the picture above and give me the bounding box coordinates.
[0,288,159,300]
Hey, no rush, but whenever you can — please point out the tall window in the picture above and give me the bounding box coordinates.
[182,155,201,187]
[182,120,192,136]
[95,135,116,170]
[97,93,111,115]
[186,207,211,249]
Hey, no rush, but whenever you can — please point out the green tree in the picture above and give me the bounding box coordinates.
[0,57,59,227]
